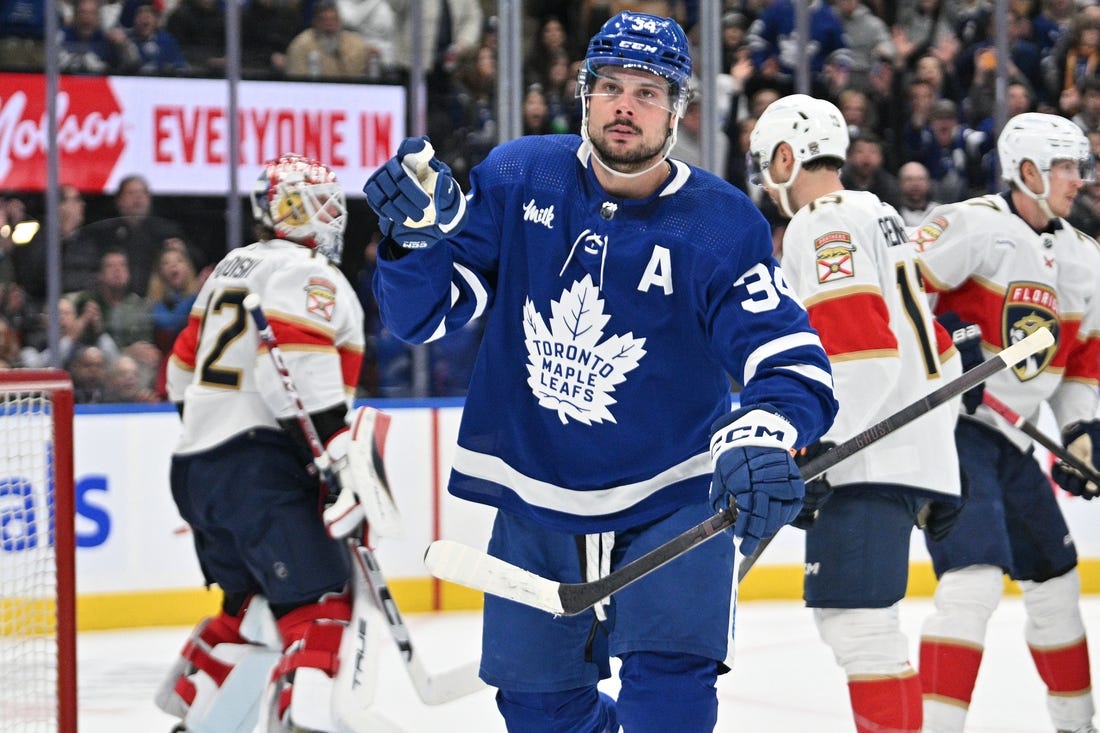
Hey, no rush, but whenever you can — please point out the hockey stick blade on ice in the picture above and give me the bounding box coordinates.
[244,294,485,705]
[981,391,1100,493]
[425,327,1055,615]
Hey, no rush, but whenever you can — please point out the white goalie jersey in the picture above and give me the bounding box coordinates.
[782,190,962,498]
[167,239,364,455]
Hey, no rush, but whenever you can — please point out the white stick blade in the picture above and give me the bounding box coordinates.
[424,540,565,616]
[999,326,1054,366]
[405,657,487,706]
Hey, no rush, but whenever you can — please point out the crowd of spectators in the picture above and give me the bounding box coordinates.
[4,0,1100,401]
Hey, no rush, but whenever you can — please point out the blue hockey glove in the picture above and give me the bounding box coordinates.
[363,136,467,250]
[790,441,835,530]
[920,469,969,541]
[1051,420,1100,499]
[937,312,984,414]
[709,404,804,557]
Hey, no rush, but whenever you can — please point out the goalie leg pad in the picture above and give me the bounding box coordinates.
[155,609,249,718]
[261,592,353,733]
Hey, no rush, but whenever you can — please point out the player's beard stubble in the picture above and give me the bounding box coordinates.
[589,118,672,174]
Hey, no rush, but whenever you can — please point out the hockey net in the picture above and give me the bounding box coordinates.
[0,370,76,733]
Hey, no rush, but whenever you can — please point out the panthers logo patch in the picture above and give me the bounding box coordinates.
[1002,281,1059,381]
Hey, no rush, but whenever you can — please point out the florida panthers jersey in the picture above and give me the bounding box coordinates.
[782,190,961,498]
[911,193,1100,448]
[374,135,837,534]
[167,239,364,455]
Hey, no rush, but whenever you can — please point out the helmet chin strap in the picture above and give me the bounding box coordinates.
[1017,171,1057,222]
[763,159,803,219]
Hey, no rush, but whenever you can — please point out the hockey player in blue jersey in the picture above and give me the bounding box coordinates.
[365,11,837,732]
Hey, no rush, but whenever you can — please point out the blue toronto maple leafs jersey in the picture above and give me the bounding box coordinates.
[374,135,837,534]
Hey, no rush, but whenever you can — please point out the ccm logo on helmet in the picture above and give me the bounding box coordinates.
[618,40,659,53]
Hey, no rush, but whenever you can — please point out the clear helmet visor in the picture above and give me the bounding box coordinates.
[577,61,687,118]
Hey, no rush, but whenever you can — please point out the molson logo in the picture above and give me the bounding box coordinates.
[0,74,126,190]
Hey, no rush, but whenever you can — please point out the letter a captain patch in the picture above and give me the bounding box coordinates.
[814,231,856,284]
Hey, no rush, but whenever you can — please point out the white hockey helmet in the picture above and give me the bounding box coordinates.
[749,94,849,217]
[251,154,347,264]
[998,112,1095,201]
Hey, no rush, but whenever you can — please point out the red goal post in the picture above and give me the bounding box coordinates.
[0,369,76,733]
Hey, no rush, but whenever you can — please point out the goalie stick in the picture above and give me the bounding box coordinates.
[981,391,1100,493]
[244,293,485,706]
[424,327,1055,616]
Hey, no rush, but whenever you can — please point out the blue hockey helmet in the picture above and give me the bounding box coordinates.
[582,11,692,114]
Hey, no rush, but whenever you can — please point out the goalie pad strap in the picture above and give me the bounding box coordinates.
[272,646,342,679]
[181,638,234,686]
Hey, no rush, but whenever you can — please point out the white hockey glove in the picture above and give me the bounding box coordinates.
[322,406,403,539]
[363,136,467,250]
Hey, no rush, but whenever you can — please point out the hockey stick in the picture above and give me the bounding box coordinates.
[424,327,1055,616]
[981,391,1100,492]
[244,293,485,705]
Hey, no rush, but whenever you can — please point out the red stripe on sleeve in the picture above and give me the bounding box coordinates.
[807,291,897,358]
[339,346,363,392]
[171,315,201,369]
[268,316,333,348]
[1063,322,1100,383]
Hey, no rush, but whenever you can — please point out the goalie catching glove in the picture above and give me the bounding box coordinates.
[709,404,805,557]
[1051,420,1100,498]
[322,406,403,539]
[364,136,467,250]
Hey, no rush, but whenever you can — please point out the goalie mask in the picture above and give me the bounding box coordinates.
[749,94,849,218]
[998,112,1095,216]
[251,154,347,264]
[577,11,692,177]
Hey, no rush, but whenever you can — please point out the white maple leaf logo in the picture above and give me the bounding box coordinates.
[523,275,647,425]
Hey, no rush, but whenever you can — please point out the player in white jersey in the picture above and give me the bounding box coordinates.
[158,155,368,732]
[364,12,837,733]
[750,94,964,733]
[910,113,1100,733]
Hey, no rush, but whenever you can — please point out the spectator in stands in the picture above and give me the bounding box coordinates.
[59,0,138,74]
[81,248,153,348]
[126,1,188,75]
[389,0,482,88]
[86,174,186,298]
[165,0,225,74]
[1073,75,1100,134]
[442,43,497,187]
[0,0,46,70]
[523,14,570,88]
[891,0,956,72]
[675,80,728,171]
[913,51,964,105]
[241,0,303,78]
[540,48,579,134]
[53,293,119,368]
[832,0,895,92]
[1031,0,1073,55]
[285,0,374,79]
[104,353,158,402]
[0,195,35,284]
[0,313,27,368]
[837,86,876,137]
[521,83,551,136]
[0,280,45,357]
[897,160,941,227]
[11,184,101,300]
[910,98,991,203]
[148,242,199,356]
[746,0,846,95]
[66,343,110,403]
[1044,13,1100,115]
[956,8,1044,111]
[841,131,903,208]
[335,0,394,73]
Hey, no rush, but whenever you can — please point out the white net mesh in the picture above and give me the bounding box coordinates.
[0,385,62,732]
